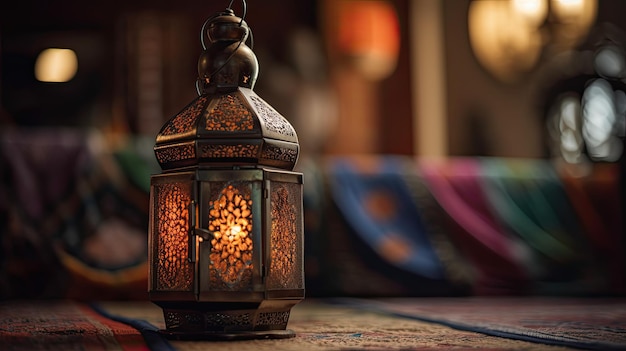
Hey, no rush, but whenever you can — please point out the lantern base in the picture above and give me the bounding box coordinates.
[158,328,296,341]
[151,300,302,339]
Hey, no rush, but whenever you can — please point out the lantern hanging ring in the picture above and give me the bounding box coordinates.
[196,0,254,95]
[227,0,247,24]
[199,0,251,50]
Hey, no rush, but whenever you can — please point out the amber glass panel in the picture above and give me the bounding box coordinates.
[208,182,254,290]
[267,182,303,290]
[154,182,194,291]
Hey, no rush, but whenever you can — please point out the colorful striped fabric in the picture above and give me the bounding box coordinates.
[328,156,446,281]
[325,155,624,296]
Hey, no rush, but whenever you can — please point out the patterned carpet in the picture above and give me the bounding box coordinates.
[98,299,579,351]
[339,297,626,351]
[3,298,621,350]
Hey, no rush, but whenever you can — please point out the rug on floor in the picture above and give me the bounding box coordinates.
[0,299,594,351]
[97,299,579,351]
[339,297,626,351]
[0,300,153,351]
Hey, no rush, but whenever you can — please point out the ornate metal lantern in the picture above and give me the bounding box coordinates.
[148,1,304,339]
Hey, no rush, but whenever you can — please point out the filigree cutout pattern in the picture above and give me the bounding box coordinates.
[248,95,296,137]
[208,185,254,289]
[161,96,208,136]
[268,182,302,289]
[206,94,255,132]
[155,142,196,164]
[155,183,193,291]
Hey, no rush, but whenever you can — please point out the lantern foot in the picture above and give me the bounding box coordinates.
[153,301,301,340]
[158,329,296,341]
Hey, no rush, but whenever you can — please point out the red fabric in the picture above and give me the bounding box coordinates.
[419,159,529,295]
[0,300,148,351]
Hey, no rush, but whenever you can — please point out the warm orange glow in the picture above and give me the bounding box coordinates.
[230,225,242,236]
[550,0,597,48]
[512,0,548,25]
[468,0,543,82]
[468,0,597,83]
[155,183,193,291]
[35,48,78,83]
[552,0,585,21]
[337,0,400,81]
[209,185,253,288]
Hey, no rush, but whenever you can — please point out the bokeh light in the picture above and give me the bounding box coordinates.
[34,48,78,83]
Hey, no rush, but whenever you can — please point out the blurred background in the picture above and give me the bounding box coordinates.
[1,0,625,300]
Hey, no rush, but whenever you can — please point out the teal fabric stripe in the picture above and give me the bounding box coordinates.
[480,158,576,261]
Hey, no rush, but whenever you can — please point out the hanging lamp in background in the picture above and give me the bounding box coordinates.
[336,0,400,81]
[468,0,597,83]
[147,0,305,340]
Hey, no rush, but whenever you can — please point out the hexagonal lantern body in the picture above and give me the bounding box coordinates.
[148,5,304,339]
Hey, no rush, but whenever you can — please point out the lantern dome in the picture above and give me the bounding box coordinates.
[154,9,299,171]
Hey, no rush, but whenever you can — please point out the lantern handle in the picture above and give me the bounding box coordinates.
[227,0,247,26]
[194,228,213,241]
[188,202,214,262]
[200,0,253,50]
[196,0,255,95]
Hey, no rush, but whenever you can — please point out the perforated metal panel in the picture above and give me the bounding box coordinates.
[267,181,304,290]
[152,181,194,291]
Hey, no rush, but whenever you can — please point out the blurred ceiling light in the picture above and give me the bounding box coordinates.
[549,0,597,50]
[35,48,78,83]
[551,0,586,22]
[468,0,543,83]
[468,0,597,83]
[512,0,548,26]
[337,0,400,81]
